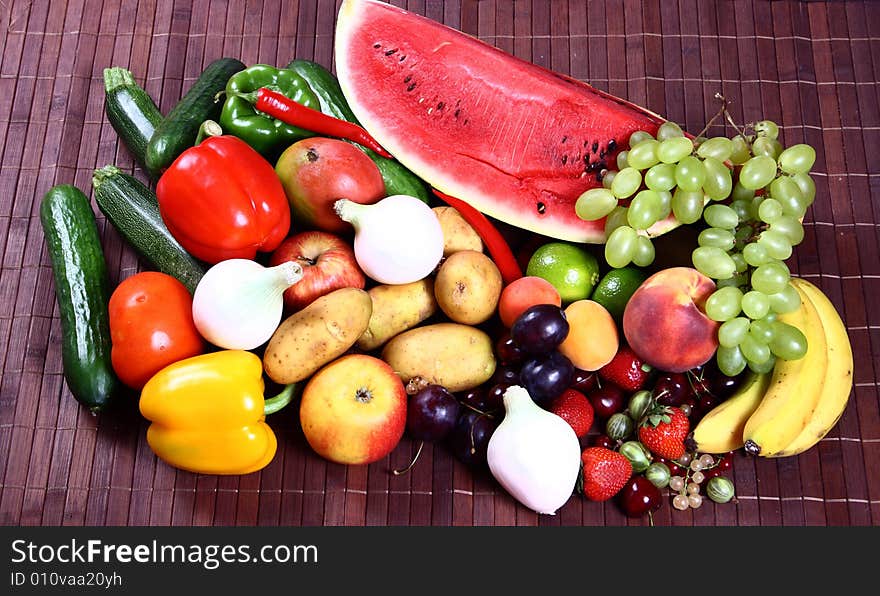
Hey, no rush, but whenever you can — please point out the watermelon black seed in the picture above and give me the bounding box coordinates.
[454,109,460,118]
[399,55,406,62]
[407,82,417,92]
[385,48,398,56]
[404,74,412,83]
[608,139,617,151]
[536,202,546,214]
[592,141,599,152]
[437,102,444,110]
[562,135,568,143]
[373,43,381,49]
[561,155,568,165]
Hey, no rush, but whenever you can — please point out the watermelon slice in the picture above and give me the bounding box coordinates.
[335,0,669,243]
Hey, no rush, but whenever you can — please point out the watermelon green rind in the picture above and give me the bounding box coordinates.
[335,0,677,243]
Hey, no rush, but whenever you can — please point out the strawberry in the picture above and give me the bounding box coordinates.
[638,406,690,460]
[550,389,594,438]
[599,345,652,392]
[578,447,632,501]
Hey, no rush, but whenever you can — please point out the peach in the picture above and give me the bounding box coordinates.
[622,267,719,373]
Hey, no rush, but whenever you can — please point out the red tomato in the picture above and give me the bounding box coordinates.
[108,272,205,389]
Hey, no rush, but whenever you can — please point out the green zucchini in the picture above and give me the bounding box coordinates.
[145,57,246,174]
[40,185,119,412]
[92,166,205,295]
[286,59,431,203]
[103,67,163,180]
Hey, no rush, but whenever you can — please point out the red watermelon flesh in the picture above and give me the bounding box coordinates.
[334,0,668,243]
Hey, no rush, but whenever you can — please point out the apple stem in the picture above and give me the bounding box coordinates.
[392,441,424,476]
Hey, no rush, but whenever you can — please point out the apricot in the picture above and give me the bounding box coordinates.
[498,276,562,328]
[558,300,619,371]
[622,267,719,373]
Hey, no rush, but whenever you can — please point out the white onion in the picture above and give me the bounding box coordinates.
[334,195,444,285]
[487,385,582,515]
[192,259,302,350]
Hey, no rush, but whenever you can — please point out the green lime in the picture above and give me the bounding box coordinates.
[591,266,649,321]
[525,242,600,303]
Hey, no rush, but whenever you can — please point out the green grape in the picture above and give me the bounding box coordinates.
[739,155,777,190]
[717,345,748,376]
[751,136,783,159]
[731,199,754,222]
[702,157,733,200]
[791,172,816,204]
[757,198,784,223]
[604,205,630,236]
[704,204,739,230]
[656,190,672,219]
[692,246,737,279]
[770,215,805,245]
[748,354,777,374]
[576,188,618,221]
[731,182,756,203]
[741,290,771,319]
[767,284,801,314]
[632,235,655,267]
[698,227,735,250]
[627,190,662,230]
[734,224,754,246]
[696,136,734,161]
[705,286,744,321]
[730,135,751,165]
[769,176,804,204]
[657,137,694,164]
[731,252,748,273]
[644,163,677,191]
[602,170,617,189]
[778,143,816,174]
[675,156,707,191]
[719,317,750,348]
[656,121,684,140]
[616,150,630,170]
[777,193,808,219]
[605,225,638,268]
[749,317,776,345]
[769,321,808,360]
[757,229,793,260]
[751,262,790,294]
[671,188,705,224]
[740,334,771,365]
[754,120,779,139]
[742,242,769,267]
[610,167,642,199]
[716,272,749,288]
[628,139,661,170]
[629,130,654,147]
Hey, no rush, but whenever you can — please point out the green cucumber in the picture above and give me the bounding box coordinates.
[103,67,163,180]
[40,185,119,412]
[92,166,205,295]
[286,59,431,203]
[145,57,246,174]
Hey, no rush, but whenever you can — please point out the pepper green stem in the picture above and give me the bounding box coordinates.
[263,383,296,416]
[195,119,223,144]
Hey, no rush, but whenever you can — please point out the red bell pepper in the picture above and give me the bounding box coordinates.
[156,135,291,264]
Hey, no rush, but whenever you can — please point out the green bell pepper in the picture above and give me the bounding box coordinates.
[219,64,320,156]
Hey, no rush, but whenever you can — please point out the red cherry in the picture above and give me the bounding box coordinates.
[484,383,509,412]
[495,333,525,365]
[653,373,690,406]
[588,384,626,420]
[589,434,617,450]
[617,476,663,518]
[571,369,599,393]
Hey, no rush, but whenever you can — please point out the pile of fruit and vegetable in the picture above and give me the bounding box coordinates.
[42,0,853,520]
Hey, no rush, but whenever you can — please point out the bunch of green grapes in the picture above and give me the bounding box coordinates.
[575,119,816,376]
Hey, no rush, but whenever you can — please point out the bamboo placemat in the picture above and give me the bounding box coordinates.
[1,0,877,526]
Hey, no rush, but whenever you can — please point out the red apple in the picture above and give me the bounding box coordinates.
[622,267,719,373]
[299,354,407,465]
[269,231,366,311]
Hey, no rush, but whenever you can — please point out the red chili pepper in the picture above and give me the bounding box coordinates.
[432,189,523,285]
[253,87,393,159]
[156,135,290,264]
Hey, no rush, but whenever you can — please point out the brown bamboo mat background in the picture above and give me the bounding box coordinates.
[0,0,878,527]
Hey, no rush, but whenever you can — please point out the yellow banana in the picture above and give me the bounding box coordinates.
[692,370,771,454]
[771,278,853,457]
[743,283,828,457]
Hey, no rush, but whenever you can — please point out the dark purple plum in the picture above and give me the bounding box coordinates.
[510,304,569,354]
[519,351,574,407]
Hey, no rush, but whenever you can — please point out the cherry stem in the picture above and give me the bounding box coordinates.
[392,441,424,476]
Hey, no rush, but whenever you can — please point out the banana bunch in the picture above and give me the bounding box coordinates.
[693,278,853,457]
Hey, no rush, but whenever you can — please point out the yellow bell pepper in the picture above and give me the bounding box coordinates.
[139,350,294,475]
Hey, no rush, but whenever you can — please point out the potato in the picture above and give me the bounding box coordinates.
[434,250,502,325]
[357,279,438,351]
[381,323,496,392]
[264,287,372,384]
[433,206,483,256]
